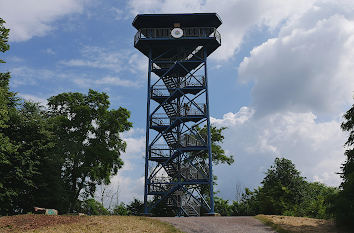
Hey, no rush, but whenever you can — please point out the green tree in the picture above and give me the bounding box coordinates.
[0,19,49,215]
[192,125,234,204]
[214,196,232,216]
[113,202,129,216]
[126,198,144,216]
[0,75,20,215]
[258,157,307,215]
[0,81,57,214]
[80,198,109,215]
[335,102,354,227]
[47,90,132,212]
[21,102,68,213]
[231,187,261,216]
[0,18,10,63]
[0,20,13,210]
[195,125,234,165]
[285,182,338,219]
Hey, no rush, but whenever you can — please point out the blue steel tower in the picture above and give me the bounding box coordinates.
[133,13,222,216]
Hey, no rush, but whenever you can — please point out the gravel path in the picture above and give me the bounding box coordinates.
[154,216,276,233]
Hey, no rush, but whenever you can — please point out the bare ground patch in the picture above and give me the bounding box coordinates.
[255,215,349,233]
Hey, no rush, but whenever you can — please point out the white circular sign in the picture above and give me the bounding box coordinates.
[171,28,183,38]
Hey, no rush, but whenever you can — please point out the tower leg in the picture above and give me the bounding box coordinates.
[144,49,152,214]
[204,49,215,214]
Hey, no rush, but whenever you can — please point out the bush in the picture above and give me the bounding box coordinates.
[80,199,109,215]
[214,196,232,216]
[126,198,144,216]
[113,202,128,216]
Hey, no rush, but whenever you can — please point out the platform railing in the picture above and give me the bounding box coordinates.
[181,134,206,147]
[150,104,206,127]
[179,103,206,116]
[134,27,221,45]
[151,76,205,96]
[151,132,206,148]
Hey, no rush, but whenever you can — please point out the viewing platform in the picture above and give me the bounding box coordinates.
[132,13,222,59]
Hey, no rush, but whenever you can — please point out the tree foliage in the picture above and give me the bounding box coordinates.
[113,202,129,216]
[0,21,132,214]
[126,198,144,216]
[334,102,354,227]
[80,198,110,215]
[0,18,9,63]
[0,19,51,215]
[48,90,132,212]
[195,125,234,165]
[213,158,338,219]
[258,158,307,215]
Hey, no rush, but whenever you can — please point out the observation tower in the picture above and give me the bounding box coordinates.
[132,13,222,216]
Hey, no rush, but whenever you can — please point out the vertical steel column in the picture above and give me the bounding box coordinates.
[204,48,215,214]
[144,49,152,214]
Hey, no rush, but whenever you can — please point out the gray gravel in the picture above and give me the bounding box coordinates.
[154,216,276,233]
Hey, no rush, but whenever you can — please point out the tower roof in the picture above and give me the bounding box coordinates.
[132,13,222,29]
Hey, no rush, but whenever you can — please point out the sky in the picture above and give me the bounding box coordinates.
[0,0,353,205]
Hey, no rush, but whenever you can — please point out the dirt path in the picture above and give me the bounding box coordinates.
[154,216,276,233]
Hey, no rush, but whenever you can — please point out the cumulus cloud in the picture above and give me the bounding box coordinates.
[19,94,48,107]
[212,107,346,200]
[238,4,354,117]
[127,0,315,60]
[60,45,147,75]
[9,66,59,87]
[0,0,88,42]
[73,76,140,88]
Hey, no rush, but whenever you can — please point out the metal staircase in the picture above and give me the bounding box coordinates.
[133,13,222,216]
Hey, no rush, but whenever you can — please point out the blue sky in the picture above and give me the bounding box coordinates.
[1,0,354,205]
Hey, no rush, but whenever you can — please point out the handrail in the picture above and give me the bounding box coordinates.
[150,103,206,125]
[134,27,221,45]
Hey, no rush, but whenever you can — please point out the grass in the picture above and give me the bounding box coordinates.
[255,215,292,233]
[255,215,345,233]
[0,215,183,233]
[28,216,182,233]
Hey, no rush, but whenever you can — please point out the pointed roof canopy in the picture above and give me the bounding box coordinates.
[132,13,222,29]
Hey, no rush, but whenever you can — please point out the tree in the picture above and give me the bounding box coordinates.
[47,90,132,212]
[0,19,50,215]
[194,125,234,165]
[258,157,307,214]
[286,182,338,219]
[0,75,21,215]
[231,187,261,216]
[80,198,109,215]
[0,22,14,210]
[0,18,10,63]
[191,125,234,202]
[335,102,354,227]
[214,196,232,216]
[113,202,128,216]
[126,198,144,216]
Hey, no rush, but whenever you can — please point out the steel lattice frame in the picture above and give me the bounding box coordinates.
[133,15,221,216]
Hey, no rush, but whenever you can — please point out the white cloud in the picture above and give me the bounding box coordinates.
[212,107,346,200]
[19,94,48,107]
[127,0,316,60]
[60,45,147,75]
[10,66,56,87]
[238,9,354,117]
[73,76,140,88]
[43,48,56,55]
[0,0,88,42]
